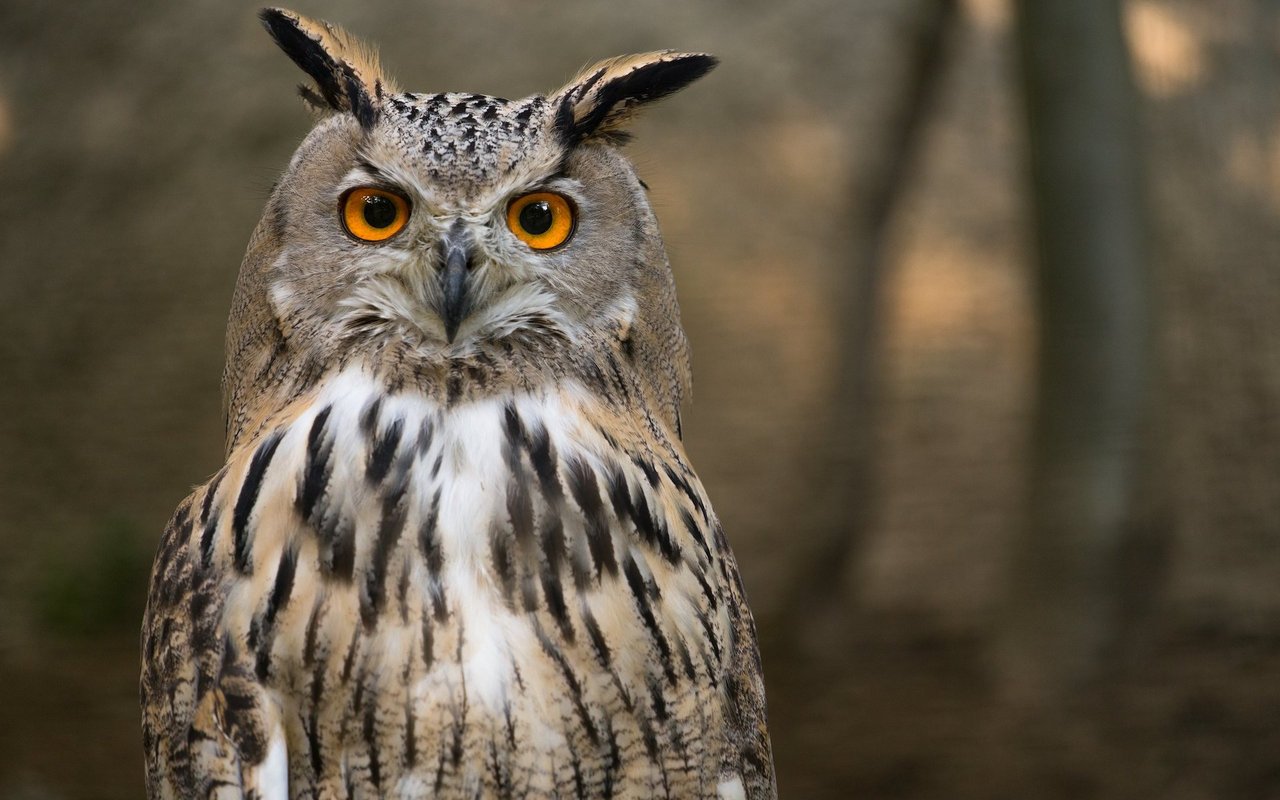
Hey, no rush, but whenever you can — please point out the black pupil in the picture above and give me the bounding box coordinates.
[363,195,398,229]
[519,200,554,235]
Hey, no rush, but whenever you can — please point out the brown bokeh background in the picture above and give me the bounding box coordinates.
[2,1,1279,797]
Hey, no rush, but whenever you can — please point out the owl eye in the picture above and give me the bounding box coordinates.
[341,187,411,242]
[506,192,576,250]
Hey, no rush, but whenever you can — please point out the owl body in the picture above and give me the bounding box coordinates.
[142,9,773,799]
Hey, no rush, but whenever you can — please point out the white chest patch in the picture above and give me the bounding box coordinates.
[299,372,601,710]
[205,366,735,795]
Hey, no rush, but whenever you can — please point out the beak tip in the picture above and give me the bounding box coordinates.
[439,237,472,347]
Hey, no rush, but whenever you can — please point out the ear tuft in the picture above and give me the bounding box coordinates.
[260,8,396,128]
[553,51,718,145]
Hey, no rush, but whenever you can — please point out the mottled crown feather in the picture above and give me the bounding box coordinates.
[552,51,719,145]
[260,7,397,128]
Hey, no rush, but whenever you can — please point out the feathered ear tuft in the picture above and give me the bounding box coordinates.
[552,51,718,145]
[259,8,397,128]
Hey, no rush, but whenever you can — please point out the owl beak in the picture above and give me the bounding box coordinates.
[439,232,472,344]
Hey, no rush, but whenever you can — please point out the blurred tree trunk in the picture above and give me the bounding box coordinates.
[998,0,1151,703]
[784,0,959,651]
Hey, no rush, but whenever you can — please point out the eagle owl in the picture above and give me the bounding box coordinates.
[141,9,775,799]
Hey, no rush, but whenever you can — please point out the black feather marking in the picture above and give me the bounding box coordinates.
[450,674,467,767]
[421,607,435,670]
[558,54,718,145]
[324,515,357,581]
[434,740,448,793]
[361,451,411,629]
[419,487,447,620]
[567,740,586,800]
[491,524,516,607]
[602,715,621,799]
[366,417,404,486]
[631,455,660,488]
[629,488,657,550]
[540,508,572,640]
[200,510,221,570]
[541,568,572,642]
[648,674,669,723]
[303,600,324,668]
[535,628,599,746]
[663,462,708,522]
[360,396,384,438]
[502,401,523,445]
[504,468,538,614]
[397,558,412,625]
[527,425,563,502]
[259,9,380,128]
[232,430,285,574]
[416,415,435,457]
[424,601,440,670]
[624,553,677,685]
[340,627,361,684]
[635,487,681,564]
[262,547,297,632]
[680,507,712,562]
[298,405,334,521]
[418,484,443,570]
[693,566,718,613]
[363,694,382,790]
[200,468,226,526]
[581,604,612,667]
[405,693,418,768]
[698,606,722,664]
[343,65,379,129]
[567,459,617,580]
[676,634,698,682]
[260,9,345,109]
[607,468,634,522]
[258,545,300,675]
[307,713,323,777]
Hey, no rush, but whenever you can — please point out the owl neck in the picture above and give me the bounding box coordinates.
[223,325,669,455]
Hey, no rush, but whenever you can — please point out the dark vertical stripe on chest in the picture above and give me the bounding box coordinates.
[253,546,298,680]
[298,405,334,521]
[361,448,412,630]
[366,417,404,486]
[566,458,617,580]
[232,430,285,574]
[198,469,228,569]
[623,553,678,686]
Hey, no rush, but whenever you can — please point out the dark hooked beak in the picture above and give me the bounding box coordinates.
[438,225,472,344]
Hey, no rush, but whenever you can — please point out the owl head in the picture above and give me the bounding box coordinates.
[223,8,715,446]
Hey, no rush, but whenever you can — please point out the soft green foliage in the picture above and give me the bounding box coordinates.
[36,517,151,637]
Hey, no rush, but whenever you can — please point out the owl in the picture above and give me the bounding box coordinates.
[141,8,775,799]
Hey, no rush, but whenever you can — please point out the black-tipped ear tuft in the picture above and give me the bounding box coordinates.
[259,8,395,129]
[260,9,344,110]
[553,52,718,145]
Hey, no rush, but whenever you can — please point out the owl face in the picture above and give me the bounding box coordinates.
[270,95,641,356]
[256,9,716,367]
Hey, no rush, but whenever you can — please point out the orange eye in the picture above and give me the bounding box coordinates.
[341,187,410,242]
[506,192,576,250]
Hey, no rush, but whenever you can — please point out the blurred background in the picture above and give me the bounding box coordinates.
[2,0,1278,797]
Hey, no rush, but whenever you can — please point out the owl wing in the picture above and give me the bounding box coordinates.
[705,522,776,799]
[141,483,289,800]
[571,394,777,797]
